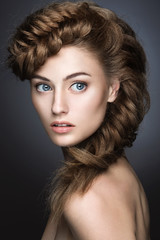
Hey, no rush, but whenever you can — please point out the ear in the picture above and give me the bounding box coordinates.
[107,79,120,103]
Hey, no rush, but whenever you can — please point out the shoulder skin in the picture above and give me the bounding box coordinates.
[64,158,138,240]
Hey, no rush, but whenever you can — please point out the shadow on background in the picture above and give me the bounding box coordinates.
[0,0,159,239]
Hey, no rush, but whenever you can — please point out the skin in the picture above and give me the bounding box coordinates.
[42,157,150,240]
[30,46,119,147]
[30,46,150,239]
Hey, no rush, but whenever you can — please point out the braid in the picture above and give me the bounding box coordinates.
[7,1,150,223]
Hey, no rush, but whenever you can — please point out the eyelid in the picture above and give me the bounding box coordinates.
[70,80,88,85]
[35,83,52,92]
[31,78,51,85]
[70,81,87,92]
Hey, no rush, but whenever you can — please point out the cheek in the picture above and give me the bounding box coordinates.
[71,89,108,123]
[31,95,49,122]
[85,88,108,113]
[31,95,41,113]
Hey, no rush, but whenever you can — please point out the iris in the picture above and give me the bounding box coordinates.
[37,84,51,92]
[71,82,86,92]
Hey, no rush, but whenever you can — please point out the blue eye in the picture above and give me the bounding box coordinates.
[36,84,51,92]
[71,82,87,92]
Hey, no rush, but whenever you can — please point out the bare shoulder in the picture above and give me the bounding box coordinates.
[64,157,141,240]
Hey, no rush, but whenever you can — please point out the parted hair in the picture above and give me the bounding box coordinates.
[7,1,150,223]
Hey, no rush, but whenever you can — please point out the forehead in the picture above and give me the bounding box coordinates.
[34,46,106,80]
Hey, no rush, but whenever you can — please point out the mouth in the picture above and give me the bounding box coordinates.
[51,121,75,127]
[50,121,75,133]
[53,123,73,127]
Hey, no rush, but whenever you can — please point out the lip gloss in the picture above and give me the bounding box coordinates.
[51,126,74,133]
[50,121,75,133]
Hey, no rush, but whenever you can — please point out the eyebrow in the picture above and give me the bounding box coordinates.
[31,72,91,82]
[31,75,50,82]
[65,72,91,80]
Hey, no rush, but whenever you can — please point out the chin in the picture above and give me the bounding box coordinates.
[49,133,92,148]
[50,136,81,148]
[54,142,74,147]
[47,130,97,148]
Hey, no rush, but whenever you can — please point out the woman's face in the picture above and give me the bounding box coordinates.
[31,46,119,147]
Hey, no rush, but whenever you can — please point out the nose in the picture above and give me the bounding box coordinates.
[51,90,69,115]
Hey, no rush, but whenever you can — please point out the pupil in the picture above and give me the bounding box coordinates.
[43,85,49,91]
[77,83,83,90]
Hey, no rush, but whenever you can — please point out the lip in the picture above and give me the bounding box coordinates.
[50,121,75,134]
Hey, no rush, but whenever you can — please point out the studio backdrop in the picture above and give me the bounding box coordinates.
[0,0,159,239]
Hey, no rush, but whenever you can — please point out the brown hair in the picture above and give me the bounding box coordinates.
[7,1,150,223]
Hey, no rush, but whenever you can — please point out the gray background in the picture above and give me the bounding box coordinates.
[0,0,159,239]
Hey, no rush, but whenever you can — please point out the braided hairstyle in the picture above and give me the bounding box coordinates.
[7,1,150,222]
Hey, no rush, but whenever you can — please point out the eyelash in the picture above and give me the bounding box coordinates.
[70,82,87,92]
[34,81,87,93]
[35,83,52,92]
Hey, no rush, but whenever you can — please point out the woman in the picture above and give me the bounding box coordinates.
[7,1,150,239]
